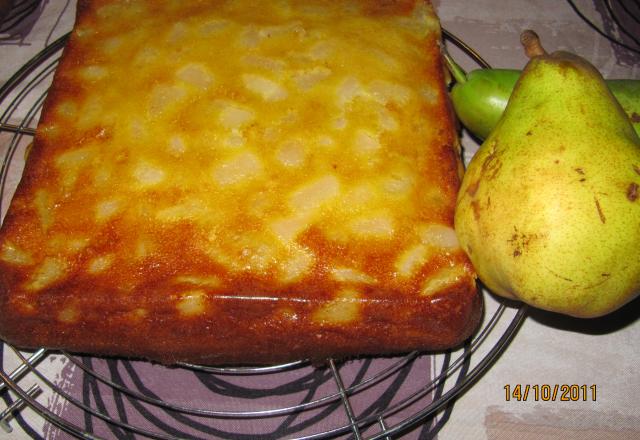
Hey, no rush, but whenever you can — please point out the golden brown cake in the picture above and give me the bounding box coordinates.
[0,0,481,365]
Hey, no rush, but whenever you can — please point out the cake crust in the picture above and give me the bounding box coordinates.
[0,0,481,365]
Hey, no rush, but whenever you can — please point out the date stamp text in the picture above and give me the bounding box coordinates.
[504,384,597,402]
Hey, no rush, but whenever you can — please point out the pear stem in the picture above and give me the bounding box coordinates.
[521,30,547,59]
[443,51,467,84]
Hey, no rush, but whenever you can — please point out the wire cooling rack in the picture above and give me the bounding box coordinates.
[0,0,41,41]
[0,31,527,439]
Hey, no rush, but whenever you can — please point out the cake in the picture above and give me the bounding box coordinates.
[0,0,481,365]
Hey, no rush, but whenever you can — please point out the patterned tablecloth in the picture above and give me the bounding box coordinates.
[0,1,638,439]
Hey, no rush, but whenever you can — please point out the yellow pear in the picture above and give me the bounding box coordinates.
[455,30,640,318]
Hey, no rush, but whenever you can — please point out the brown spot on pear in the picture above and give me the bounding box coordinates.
[593,198,606,223]
[471,199,482,221]
[628,182,639,201]
[466,179,480,197]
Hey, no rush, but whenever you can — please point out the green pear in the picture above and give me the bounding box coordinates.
[455,30,640,318]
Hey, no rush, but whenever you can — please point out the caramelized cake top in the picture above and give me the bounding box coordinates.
[0,0,474,327]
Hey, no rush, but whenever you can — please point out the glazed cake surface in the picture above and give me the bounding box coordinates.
[0,0,481,364]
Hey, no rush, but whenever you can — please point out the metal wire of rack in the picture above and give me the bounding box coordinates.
[567,0,640,56]
[0,30,527,439]
[0,0,41,41]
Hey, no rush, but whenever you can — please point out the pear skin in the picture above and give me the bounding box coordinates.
[455,31,640,318]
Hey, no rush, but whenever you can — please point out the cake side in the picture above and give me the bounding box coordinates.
[0,0,481,365]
